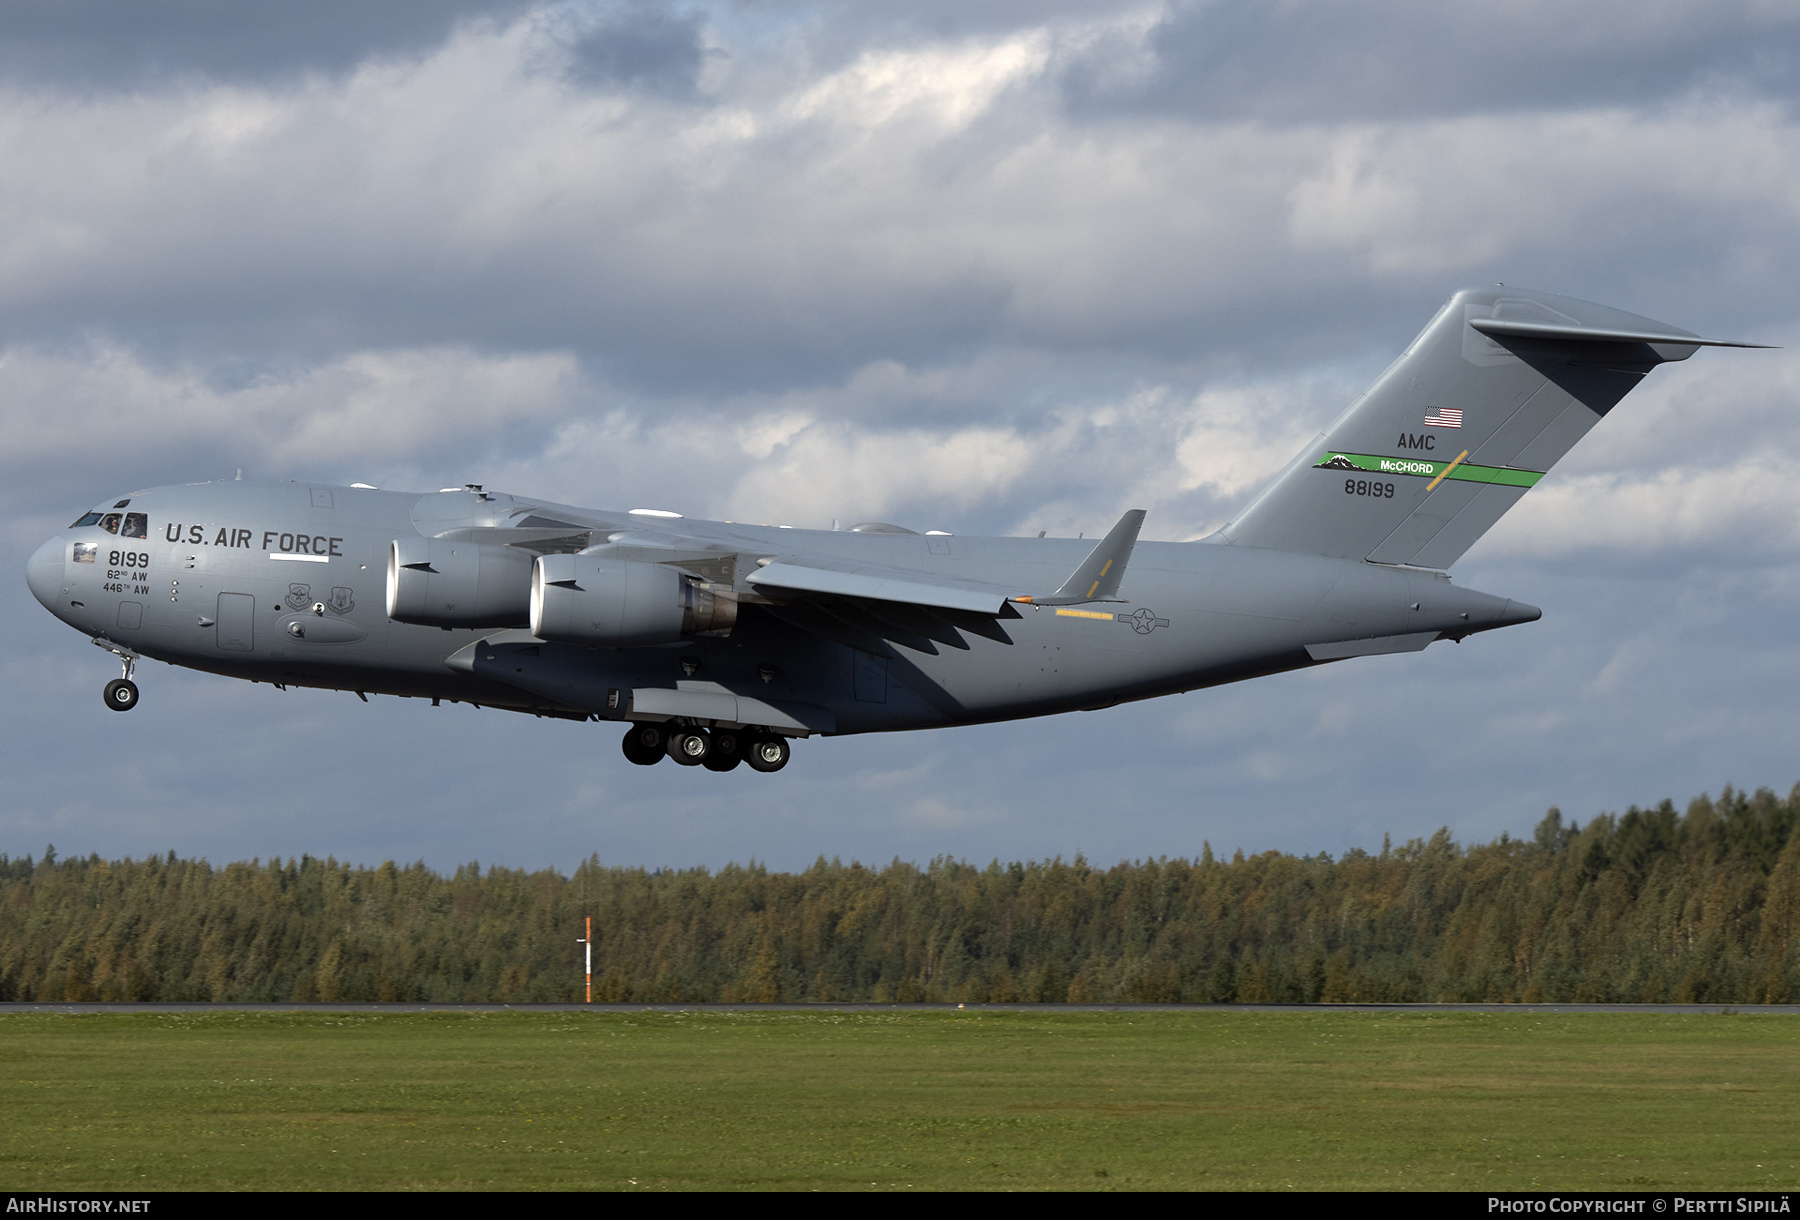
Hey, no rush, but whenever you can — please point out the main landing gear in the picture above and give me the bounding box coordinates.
[94,638,140,712]
[618,723,791,773]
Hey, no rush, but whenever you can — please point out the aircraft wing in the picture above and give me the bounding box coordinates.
[744,509,1145,656]
[745,558,1021,656]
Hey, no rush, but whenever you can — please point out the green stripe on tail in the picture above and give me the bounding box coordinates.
[1312,452,1544,488]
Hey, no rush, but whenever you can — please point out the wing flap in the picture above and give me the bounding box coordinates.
[746,560,1011,614]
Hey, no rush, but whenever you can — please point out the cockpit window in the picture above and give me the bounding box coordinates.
[113,499,131,509]
[122,513,147,539]
[98,513,122,535]
[71,512,102,528]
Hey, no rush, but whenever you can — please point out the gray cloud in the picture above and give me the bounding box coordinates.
[2,31,1790,404]
[1063,0,1800,122]
[563,3,709,97]
[0,0,537,88]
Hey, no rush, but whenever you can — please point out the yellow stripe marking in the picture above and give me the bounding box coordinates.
[1099,559,1112,576]
[1056,608,1113,620]
[1426,449,1470,491]
[1086,581,1100,597]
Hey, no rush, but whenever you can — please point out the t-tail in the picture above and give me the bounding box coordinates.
[1220,287,1766,567]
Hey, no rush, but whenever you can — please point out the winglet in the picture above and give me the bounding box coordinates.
[1020,509,1146,605]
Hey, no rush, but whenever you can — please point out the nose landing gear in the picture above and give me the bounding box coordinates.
[92,637,141,712]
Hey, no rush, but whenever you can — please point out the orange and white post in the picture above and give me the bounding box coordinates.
[577,916,592,1003]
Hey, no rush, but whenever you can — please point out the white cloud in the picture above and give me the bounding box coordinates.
[784,33,1052,131]
[1286,103,1800,279]
[9,2,1800,873]
[0,341,584,503]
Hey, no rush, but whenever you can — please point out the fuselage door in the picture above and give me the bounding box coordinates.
[217,592,255,652]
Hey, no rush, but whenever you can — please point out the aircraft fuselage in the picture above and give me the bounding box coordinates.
[26,479,1534,746]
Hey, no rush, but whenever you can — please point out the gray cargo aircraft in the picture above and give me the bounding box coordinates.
[25,287,1764,772]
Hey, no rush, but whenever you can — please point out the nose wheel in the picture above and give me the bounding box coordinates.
[93,638,141,712]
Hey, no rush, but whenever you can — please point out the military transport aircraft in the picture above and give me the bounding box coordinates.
[25,287,1764,773]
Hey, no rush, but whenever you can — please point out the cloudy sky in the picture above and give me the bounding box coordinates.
[4,0,1799,874]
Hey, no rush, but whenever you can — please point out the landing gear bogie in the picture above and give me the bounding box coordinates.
[620,722,793,772]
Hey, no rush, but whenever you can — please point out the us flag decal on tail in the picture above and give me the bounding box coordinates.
[1424,407,1463,428]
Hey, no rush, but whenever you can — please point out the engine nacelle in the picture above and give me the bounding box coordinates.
[531,553,736,646]
[386,537,534,627]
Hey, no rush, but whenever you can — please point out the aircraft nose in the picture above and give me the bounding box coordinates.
[26,535,65,611]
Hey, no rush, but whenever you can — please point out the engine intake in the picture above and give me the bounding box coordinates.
[386,537,534,627]
[531,554,736,646]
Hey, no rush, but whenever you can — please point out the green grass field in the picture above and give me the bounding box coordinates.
[1,1009,1796,1191]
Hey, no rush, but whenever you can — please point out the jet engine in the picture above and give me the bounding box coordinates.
[386,537,535,627]
[530,553,736,646]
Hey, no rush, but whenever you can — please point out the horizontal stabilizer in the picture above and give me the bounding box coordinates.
[1468,318,1773,349]
[1018,509,1146,606]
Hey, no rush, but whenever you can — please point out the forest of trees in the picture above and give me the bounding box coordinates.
[4,783,1799,1004]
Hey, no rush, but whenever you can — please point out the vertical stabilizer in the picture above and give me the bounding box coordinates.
[1219,287,1750,567]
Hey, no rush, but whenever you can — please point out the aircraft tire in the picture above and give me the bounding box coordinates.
[703,730,743,772]
[666,726,711,766]
[103,678,139,712]
[621,724,665,766]
[745,734,790,773]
